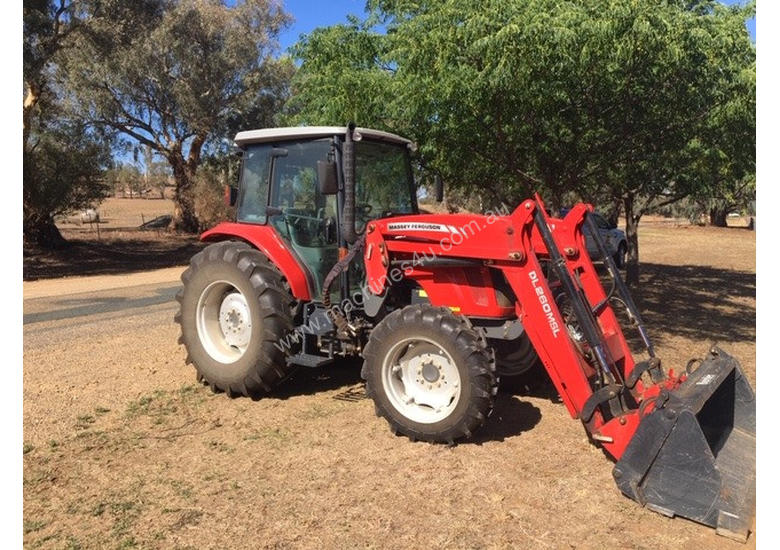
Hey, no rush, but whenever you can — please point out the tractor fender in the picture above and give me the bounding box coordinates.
[200,222,312,301]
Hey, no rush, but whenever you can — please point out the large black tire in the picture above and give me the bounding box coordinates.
[492,333,540,379]
[174,241,297,397]
[361,305,497,443]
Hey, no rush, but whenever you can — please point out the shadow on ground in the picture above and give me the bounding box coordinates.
[23,235,205,280]
[631,263,755,345]
[273,358,365,400]
[469,395,542,444]
[271,357,546,444]
[266,261,754,443]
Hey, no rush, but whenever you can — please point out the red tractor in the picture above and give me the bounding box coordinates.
[175,125,755,540]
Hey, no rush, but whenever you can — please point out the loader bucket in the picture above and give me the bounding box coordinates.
[613,347,755,541]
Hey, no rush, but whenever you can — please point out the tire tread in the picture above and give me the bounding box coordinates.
[362,304,497,443]
[175,241,297,398]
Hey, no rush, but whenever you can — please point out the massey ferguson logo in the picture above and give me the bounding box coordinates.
[387,222,450,233]
[529,270,561,338]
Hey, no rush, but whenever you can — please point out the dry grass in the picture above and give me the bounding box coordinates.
[59,198,176,231]
[23,221,755,549]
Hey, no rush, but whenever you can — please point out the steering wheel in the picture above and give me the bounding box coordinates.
[283,209,340,247]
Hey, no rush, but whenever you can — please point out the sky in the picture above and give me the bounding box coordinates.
[276,0,756,53]
[277,0,368,53]
[722,0,757,39]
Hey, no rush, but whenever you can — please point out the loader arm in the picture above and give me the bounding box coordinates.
[363,198,755,540]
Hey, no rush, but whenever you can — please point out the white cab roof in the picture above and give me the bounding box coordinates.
[234,126,413,147]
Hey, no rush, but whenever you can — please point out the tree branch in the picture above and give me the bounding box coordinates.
[99,81,169,151]
[638,191,689,216]
[92,118,160,152]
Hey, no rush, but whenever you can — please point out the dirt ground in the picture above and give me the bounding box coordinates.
[60,198,177,231]
[22,219,755,549]
[24,199,204,281]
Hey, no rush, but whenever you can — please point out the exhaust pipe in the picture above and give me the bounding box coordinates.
[614,347,755,541]
[342,122,358,244]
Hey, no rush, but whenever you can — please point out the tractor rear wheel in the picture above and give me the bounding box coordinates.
[492,333,540,379]
[175,241,297,397]
[362,305,497,443]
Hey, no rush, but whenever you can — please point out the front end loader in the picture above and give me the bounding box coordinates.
[175,124,755,540]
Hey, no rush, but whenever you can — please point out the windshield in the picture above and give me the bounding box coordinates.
[355,140,415,229]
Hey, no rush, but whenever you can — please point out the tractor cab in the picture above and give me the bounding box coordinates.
[231,126,418,297]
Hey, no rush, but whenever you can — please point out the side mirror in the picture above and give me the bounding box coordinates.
[224,185,238,207]
[434,175,444,202]
[317,160,339,195]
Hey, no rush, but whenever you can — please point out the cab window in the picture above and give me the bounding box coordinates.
[354,141,415,232]
[236,144,272,223]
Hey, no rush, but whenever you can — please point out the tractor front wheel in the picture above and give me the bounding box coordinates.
[175,241,297,397]
[362,305,497,443]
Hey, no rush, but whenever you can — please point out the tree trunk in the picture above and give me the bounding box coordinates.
[623,194,641,286]
[548,188,562,215]
[168,135,207,232]
[24,213,68,249]
[23,81,41,149]
[169,161,199,232]
[605,194,622,227]
[709,206,729,227]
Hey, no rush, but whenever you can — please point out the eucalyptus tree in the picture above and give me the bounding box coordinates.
[65,0,294,231]
[24,0,74,145]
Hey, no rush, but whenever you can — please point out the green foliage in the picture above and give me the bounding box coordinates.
[287,0,755,280]
[23,0,112,247]
[285,16,395,127]
[24,0,72,96]
[23,91,112,248]
[682,56,755,226]
[24,121,111,218]
[193,164,233,230]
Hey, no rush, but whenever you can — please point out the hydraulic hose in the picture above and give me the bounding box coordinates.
[321,235,366,335]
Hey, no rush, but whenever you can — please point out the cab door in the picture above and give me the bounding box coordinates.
[346,140,418,296]
[267,139,339,298]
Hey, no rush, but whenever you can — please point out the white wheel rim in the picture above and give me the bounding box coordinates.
[196,280,252,364]
[381,337,462,424]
